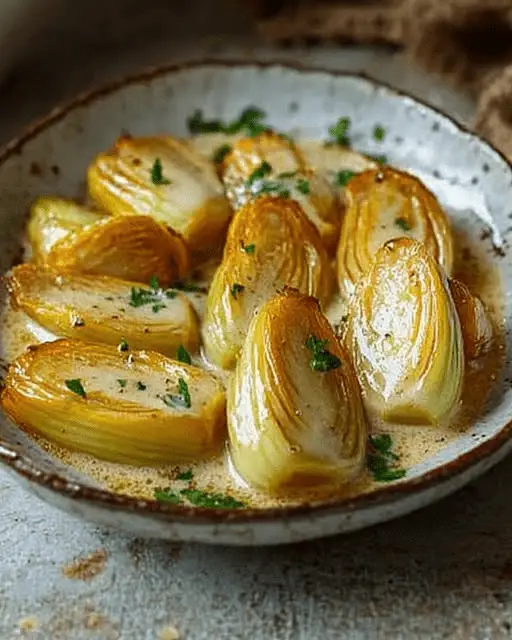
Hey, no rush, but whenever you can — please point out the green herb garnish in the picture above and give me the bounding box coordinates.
[180,488,245,509]
[177,469,194,481]
[213,144,232,164]
[129,287,159,308]
[136,381,147,391]
[368,434,406,482]
[252,180,290,199]
[149,275,160,290]
[395,217,411,231]
[117,379,127,388]
[65,379,86,398]
[334,170,356,187]
[154,488,184,504]
[162,377,191,410]
[305,335,341,372]
[150,158,171,185]
[370,154,388,165]
[118,339,129,352]
[296,178,310,195]
[277,171,297,179]
[231,283,245,299]
[328,117,351,147]
[241,243,256,254]
[246,161,272,187]
[187,106,267,137]
[373,125,386,141]
[176,344,192,364]
[152,303,167,313]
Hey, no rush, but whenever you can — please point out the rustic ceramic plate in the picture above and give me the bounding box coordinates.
[0,62,511,546]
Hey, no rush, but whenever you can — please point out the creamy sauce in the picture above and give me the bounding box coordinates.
[0,138,506,508]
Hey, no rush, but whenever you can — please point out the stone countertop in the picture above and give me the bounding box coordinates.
[0,2,509,638]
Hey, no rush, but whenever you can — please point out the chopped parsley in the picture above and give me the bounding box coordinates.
[162,377,191,409]
[152,303,167,313]
[180,489,245,509]
[296,178,310,195]
[241,243,256,254]
[176,344,192,364]
[373,125,386,141]
[118,339,129,352]
[213,144,232,164]
[117,379,127,388]
[305,335,341,372]
[334,170,356,187]
[172,281,203,293]
[277,170,297,179]
[136,381,147,391]
[177,469,194,481]
[231,283,245,299]
[395,217,411,232]
[65,379,86,398]
[328,117,351,147]
[154,489,183,504]
[369,154,388,165]
[150,158,171,185]
[368,434,406,482]
[251,180,290,199]
[149,275,160,290]
[154,487,245,508]
[187,106,267,137]
[246,161,272,187]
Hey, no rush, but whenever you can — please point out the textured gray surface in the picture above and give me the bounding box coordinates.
[0,1,510,638]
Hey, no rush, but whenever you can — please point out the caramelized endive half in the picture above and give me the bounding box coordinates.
[7,264,200,356]
[228,289,368,493]
[34,206,189,286]
[28,196,106,259]
[87,136,232,257]
[449,279,493,360]
[1,340,226,465]
[220,131,306,209]
[346,238,464,426]
[336,168,454,298]
[202,196,335,369]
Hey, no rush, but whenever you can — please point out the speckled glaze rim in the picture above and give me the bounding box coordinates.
[0,59,511,525]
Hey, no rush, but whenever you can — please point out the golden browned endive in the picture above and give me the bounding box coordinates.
[346,237,464,425]
[336,168,454,298]
[28,196,190,286]
[6,264,200,357]
[202,196,335,369]
[1,340,226,465]
[228,289,368,493]
[87,135,232,258]
[449,279,493,360]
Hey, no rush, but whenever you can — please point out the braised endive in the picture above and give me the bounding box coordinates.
[7,264,200,356]
[1,340,226,465]
[28,197,189,286]
[449,279,493,360]
[336,168,454,298]
[202,196,335,369]
[228,289,368,493]
[346,237,464,425]
[87,135,232,258]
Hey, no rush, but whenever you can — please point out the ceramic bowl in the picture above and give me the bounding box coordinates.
[0,62,511,546]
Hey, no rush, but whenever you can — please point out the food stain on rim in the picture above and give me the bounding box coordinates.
[0,59,510,524]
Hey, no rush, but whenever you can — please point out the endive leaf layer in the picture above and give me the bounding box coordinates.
[228,289,368,493]
[7,264,199,356]
[346,237,464,425]
[202,196,335,369]
[336,168,454,298]
[1,340,226,465]
[449,279,493,360]
[87,135,232,257]
[29,199,190,286]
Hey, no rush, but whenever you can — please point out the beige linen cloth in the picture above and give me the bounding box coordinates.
[249,0,512,161]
